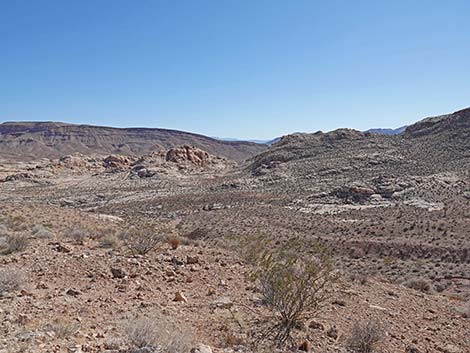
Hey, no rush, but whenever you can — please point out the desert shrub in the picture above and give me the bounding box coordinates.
[66,228,89,245]
[0,268,24,294]
[251,239,337,346]
[5,215,28,231]
[122,227,162,255]
[350,273,368,285]
[167,236,180,250]
[0,233,29,255]
[46,318,79,338]
[183,227,207,241]
[126,316,192,352]
[31,224,54,239]
[404,278,433,293]
[346,320,384,353]
[99,234,119,248]
[454,302,470,318]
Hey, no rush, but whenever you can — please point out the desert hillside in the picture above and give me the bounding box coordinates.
[0,122,266,162]
[0,108,469,353]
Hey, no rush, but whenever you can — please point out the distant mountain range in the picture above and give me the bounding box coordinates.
[212,137,281,145]
[366,126,408,135]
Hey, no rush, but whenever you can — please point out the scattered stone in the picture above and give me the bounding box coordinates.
[298,340,311,351]
[174,291,188,303]
[327,325,339,340]
[186,255,199,265]
[110,267,127,279]
[66,288,80,297]
[212,296,233,309]
[308,320,325,331]
[190,344,213,353]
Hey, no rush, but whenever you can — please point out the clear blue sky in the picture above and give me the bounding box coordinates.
[1,1,469,139]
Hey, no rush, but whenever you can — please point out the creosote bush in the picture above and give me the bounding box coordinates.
[250,238,338,346]
[122,226,163,255]
[346,320,384,353]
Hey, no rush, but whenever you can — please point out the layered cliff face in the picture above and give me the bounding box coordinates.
[0,122,266,162]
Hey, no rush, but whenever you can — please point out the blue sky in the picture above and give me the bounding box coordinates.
[1,1,469,139]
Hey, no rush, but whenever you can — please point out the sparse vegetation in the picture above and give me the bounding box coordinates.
[0,233,29,255]
[0,268,24,294]
[455,302,470,318]
[346,320,384,353]
[126,316,192,352]
[66,228,89,245]
[404,278,434,293]
[99,234,119,248]
[251,239,337,346]
[46,318,79,339]
[122,226,162,255]
[31,224,54,239]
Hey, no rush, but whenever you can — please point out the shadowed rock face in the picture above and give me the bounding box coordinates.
[0,122,266,162]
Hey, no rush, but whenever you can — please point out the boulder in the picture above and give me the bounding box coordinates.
[166,145,211,167]
[103,155,131,169]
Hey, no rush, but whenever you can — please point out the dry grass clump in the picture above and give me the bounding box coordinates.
[66,228,89,245]
[99,234,119,248]
[126,315,192,352]
[454,301,470,318]
[31,224,54,239]
[0,233,29,255]
[251,238,338,346]
[346,320,384,353]
[46,318,79,339]
[0,268,24,294]
[350,273,368,285]
[4,214,29,231]
[404,278,433,293]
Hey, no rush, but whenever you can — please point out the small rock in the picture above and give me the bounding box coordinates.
[437,344,462,353]
[190,344,212,353]
[111,267,127,279]
[212,296,233,309]
[327,325,339,340]
[406,346,420,353]
[308,320,325,331]
[186,255,199,264]
[174,291,188,302]
[66,288,80,296]
[298,340,311,351]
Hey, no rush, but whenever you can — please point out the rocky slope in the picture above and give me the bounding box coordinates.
[0,122,266,162]
[247,107,470,184]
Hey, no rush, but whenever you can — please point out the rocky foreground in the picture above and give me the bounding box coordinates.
[0,203,468,353]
